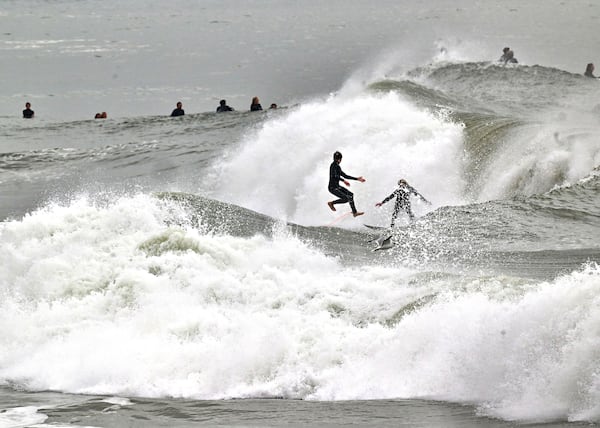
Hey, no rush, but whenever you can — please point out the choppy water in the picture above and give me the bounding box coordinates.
[1,1,600,427]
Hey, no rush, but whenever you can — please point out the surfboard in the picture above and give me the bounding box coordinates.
[364,224,388,231]
[325,211,353,227]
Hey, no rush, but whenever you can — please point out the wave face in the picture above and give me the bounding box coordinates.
[2,53,600,424]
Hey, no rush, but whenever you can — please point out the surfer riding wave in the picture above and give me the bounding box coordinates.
[327,151,365,217]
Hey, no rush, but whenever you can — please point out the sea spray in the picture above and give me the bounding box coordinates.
[210,92,466,227]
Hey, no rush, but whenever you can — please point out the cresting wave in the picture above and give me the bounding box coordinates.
[1,53,600,424]
[206,85,600,227]
[206,91,467,227]
[0,195,599,422]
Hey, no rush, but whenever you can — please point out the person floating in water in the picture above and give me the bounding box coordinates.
[499,47,518,64]
[94,112,107,119]
[170,101,185,117]
[216,99,234,112]
[375,179,430,227]
[584,63,597,78]
[22,102,34,119]
[327,151,365,217]
[250,96,263,111]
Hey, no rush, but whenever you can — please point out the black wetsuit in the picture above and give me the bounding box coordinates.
[216,105,233,112]
[170,108,185,117]
[380,184,424,226]
[22,108,34,119]
[250,103,263,111]
[328,161,359,214]
[499,51,518,64]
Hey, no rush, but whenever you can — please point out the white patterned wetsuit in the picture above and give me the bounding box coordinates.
[379,183,426,227]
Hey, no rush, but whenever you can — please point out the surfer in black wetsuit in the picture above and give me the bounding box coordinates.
[250,96,263,111]
[375,179,430,227]
[327,151,365,217]
[499,47,518,64]
[216,99,234,112]
[170,101,185,117]
[22,102,34,119]
[584,63,597,78]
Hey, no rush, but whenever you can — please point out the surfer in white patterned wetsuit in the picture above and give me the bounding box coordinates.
[327,151,365,217]
[375,179,430,227]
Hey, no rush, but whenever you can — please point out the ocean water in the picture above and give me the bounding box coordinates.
[1,1,600,427]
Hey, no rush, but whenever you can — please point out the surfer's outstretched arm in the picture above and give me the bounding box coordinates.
[341,170,366,186]
[418,193,431,204]
[407,185,431,205]
[375,192,396,207]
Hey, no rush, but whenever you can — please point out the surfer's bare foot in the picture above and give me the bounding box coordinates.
[353,211,364,217]
[327,201,336,211]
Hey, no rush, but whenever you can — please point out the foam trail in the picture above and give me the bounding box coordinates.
[210,92,466,226]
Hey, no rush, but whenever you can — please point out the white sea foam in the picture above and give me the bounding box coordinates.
[1,195,599,422]
[209,91,467,227]
[310,263,600,422]
[101,396,133,406]
[0,406,47,427]
[477,124,600,199]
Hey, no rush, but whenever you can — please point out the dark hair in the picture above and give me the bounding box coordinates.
[333,151,342,161]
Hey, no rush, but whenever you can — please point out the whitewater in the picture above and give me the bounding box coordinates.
[2,192,600,424]
[2,1,600,427]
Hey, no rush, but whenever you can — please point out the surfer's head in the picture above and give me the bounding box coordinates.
[586,63,594,73]
[398,179,407,186]
[333,151,342,162]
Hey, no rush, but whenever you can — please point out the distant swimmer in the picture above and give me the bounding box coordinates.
[94,112,107,119]
[170,101,185,117]
[327,151,366,217]
[269,103,278,109]
[375,179,430,227]
[499,47,518,64]
[250,96,263,111]
[553,132,562,143]
[216,99,234,112]
[22,102,34,119]
[584,63,597,78]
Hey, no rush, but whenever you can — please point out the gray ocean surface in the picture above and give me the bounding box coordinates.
[1,1,600,427]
